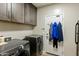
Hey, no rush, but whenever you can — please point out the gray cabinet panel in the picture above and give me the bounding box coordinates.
[12,3,24,23]
[30,4,37,25]
[24,3,37,25]
[24,3,32,24]
[0,3,11,21]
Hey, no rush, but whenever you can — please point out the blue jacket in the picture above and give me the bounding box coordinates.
[51,22,59,40]
[58,22,63,41]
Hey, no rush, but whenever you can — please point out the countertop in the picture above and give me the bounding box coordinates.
[25,35,43,38]
[0,39,29,54]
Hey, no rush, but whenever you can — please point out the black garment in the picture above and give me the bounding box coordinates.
[49,23,52,41]
[53,38,58,48]
[58,22,63,42]
[49,28,51,41]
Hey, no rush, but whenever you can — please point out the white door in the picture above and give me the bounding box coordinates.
[44,15,64,56]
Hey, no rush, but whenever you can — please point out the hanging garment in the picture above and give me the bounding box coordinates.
[58,22,63,42]
[51,22,59,48]
[49,23,52,41]
[52,22,59,40]
[53,37,58,48]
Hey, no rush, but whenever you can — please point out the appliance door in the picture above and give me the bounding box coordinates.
[76,43,79,56]
[75,22,79,56]
[75,23,79,44]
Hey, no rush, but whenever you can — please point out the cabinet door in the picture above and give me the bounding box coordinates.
[12,3,24,23]
[24,3,37,25]
[30,4,37,25]
[0,3,11,21]
[24,3,32,25]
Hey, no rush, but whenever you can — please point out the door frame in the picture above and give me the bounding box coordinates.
[44,14,64,56]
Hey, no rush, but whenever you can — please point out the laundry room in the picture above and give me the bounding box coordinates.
[0,3,79,56]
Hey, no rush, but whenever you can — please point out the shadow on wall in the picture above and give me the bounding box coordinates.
[0,21,34,31]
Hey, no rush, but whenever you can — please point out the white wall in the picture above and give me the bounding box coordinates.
[0,21,33,39]
[33,3,79,56]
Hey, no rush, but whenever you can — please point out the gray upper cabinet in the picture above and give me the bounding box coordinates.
[11,3,24,23]
[24,3,37,25]
[0,3,37,25]
[0,3,11,21]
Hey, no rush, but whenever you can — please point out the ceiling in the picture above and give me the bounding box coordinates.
[32,3,52,8]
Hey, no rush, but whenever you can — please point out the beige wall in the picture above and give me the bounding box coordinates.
[33,3,79,56]
[0,21,33,39]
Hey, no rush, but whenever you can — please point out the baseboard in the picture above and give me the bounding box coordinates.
[46,52,59,56]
